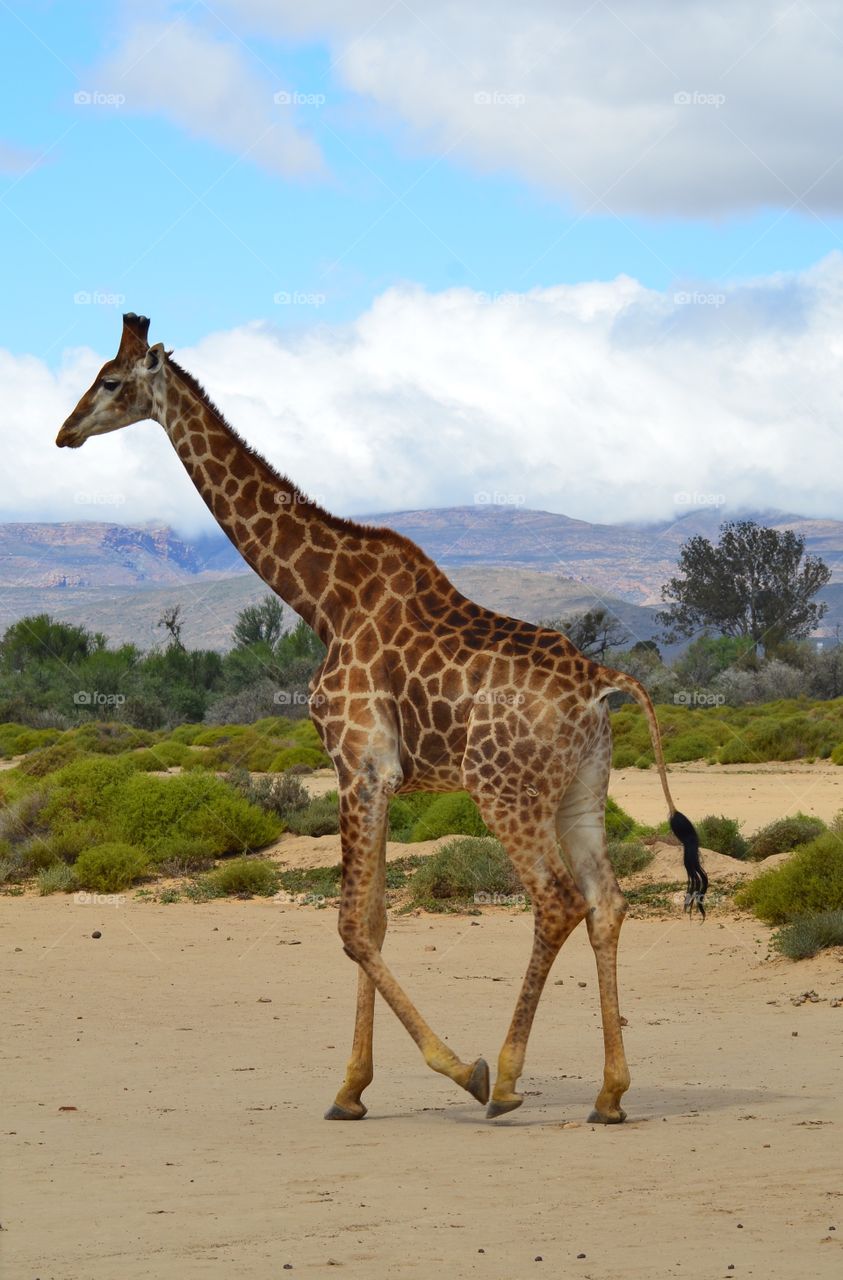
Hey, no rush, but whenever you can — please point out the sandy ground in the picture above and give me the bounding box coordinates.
[3,896,842,1280]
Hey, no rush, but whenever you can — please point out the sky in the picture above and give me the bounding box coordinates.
[3,0,843,533]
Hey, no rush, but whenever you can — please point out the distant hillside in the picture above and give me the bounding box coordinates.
[0,567,662,654]
[2,506,842,650]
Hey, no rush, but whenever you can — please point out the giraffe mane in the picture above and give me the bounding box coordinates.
[167,358,437,563]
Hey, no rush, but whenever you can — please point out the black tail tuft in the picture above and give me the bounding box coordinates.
[670,810,708,919]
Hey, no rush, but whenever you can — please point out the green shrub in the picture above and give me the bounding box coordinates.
[772,911,843,959]
[205,857,278,897]
[18,741,89,778]
[268,746,328,771]
[607,840,654,877]
[611,745,639,769]
[664,732,718,764]
[284,793,340,837]
[38,862,77,895]
[148,835,215,873]
[74,843,149,892]
[696,815,748,859]
[407,837,521,910]
[407,792,489,842]
[736,832,843,924]
[113,772,281,858]
[747,814,827,861]
[604,796,638,841]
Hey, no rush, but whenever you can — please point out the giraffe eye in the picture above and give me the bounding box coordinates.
[102,379,121,392]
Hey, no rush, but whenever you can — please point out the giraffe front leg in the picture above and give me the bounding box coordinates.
[331,770,489,1112]
[325,872,386,1121]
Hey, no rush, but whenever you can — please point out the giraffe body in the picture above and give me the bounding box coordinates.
[57,314,707,1123]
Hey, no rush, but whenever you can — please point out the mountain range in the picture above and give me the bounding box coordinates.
[1,507,841,652]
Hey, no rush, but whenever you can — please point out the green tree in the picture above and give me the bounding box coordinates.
[0,614,104,672]
[545,607,628,661]
[658,521,830,655]
[232,595,286,649]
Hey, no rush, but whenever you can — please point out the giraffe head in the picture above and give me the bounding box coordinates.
[56,312,168,448]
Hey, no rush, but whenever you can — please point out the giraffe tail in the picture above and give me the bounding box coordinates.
[595,666,708,918]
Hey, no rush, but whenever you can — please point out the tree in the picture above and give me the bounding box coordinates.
[545,607,628,661]
[0,614,103,672]
[157,605,185,651]
[232,595,286,649]
[658,520,830,655]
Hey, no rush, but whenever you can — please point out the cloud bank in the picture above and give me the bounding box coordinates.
[7,254,843,533]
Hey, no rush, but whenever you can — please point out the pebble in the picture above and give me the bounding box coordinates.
[92,931,102,939]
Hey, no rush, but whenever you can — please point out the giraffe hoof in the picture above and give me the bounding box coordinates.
[486,1095,523,1119]
[465,1058,490,1105]
[324,1102,367,1121]
[587,1107,627,1125]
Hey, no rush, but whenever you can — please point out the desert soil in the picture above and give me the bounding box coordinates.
[2,891,842,1280]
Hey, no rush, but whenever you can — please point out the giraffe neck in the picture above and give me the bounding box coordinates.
[154,361,342,641]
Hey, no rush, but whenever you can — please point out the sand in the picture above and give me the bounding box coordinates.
[3,894,842,1280]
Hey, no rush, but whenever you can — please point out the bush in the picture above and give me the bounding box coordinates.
[205,857,278,897]
[268,746,327,771]
[113,772,281,858]
[408,837,521,910]
[607,840,653,877]
[407,793,490,842]
[38,862,77,895]
[736,832,843,923]
[771,911,843,959]
[148,835,215,873]
[284,793,340,837]
[696,814,748,859]
[747,814,827,860]
[224,767,310,820]
[604,797,638,841]
[74,843,149,892]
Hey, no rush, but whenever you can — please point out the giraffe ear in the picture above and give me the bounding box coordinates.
[142,342,166,373]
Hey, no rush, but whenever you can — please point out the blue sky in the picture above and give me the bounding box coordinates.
[2,1,841,361]
[3,1,843,529]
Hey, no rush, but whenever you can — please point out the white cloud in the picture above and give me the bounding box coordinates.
[7,255,843,532]
[93,18,323,178]
[218,0,843,215]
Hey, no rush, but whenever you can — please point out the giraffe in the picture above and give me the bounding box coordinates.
[56,313,708,1124]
